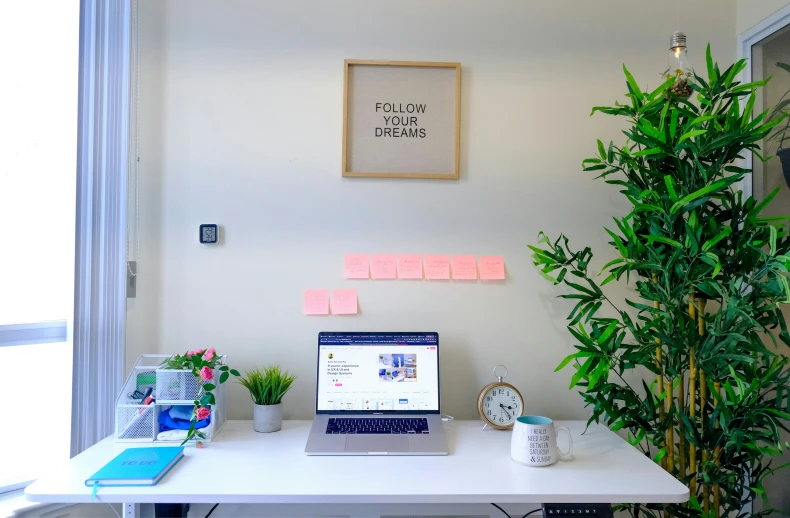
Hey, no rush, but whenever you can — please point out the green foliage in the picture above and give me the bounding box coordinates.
[239,366,298,406]
[531,46,790,517]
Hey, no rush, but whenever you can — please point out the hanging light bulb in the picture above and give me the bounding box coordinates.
[666,31,693,99]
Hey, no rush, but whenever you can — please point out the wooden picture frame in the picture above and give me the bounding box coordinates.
[342,60,461,179]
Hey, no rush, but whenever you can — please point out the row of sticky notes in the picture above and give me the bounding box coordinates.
[343,254,505,280]
[304,289,358,315]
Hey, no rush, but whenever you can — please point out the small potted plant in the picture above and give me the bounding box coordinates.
[766,62,790,188]
[239,366,297,433]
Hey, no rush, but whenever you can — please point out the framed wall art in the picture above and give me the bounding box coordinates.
[342,60,461,179]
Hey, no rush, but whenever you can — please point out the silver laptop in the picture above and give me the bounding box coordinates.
[305,332,448,456]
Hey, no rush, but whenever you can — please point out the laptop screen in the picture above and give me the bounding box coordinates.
[316,332,440,414]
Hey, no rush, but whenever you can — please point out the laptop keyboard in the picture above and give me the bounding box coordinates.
[326,418,429,434]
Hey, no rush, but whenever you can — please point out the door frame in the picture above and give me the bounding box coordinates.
[737,4,790,199]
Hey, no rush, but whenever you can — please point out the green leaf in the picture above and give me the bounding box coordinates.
[731,79,769,93]
[670,179,731,214]
[723,59,747,87]
[704,252,722,277]
[664,176,678,202]
[701,227,732,251]
[203,383,216,392]
[688,114,715,126]
[742,91,756,125]
[219,365,230,372]
[770,225,778,256]
[653,447,667,465]
[597,321,618,345]
[220,371,230,384]
[647,235,684,248]
[633,147,663,157]
[623,65,644,102]
[230,369,241,377]
[569,357,594,389]
[677,129,707,143]
[555,352,592,372]
[753,187,781,218]
[689,496,703,512]
[706,43,714,82]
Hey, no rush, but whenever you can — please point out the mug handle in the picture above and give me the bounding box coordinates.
[556,426,573,461]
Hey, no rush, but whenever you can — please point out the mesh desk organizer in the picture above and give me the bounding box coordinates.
[115,354,227,443]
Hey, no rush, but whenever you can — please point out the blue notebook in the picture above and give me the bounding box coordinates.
[85,447,184,488]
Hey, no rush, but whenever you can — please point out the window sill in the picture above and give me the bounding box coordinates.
[0,491,40,517]
[0,492,74,518]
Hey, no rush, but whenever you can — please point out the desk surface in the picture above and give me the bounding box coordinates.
[26,420,688,505]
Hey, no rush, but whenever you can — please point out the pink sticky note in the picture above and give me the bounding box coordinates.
[332,289,358,315]
[424,254,450,280]
[344,254,369,279]
[479,256,505,280]
[452,255,478,280]
[303,290,329,315]
[370,254,397,279]
[397,254,423,279]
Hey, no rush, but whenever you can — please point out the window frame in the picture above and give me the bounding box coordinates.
[0,322,67,348]
[737,3,790,199]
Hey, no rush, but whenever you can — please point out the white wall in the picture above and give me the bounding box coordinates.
[737,0,790,34]
[127,0,737,422]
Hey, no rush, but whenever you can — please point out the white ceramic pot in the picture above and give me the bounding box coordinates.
[253,403,283,433]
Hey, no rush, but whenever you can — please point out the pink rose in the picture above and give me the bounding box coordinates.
[196,441,204,449]
[196,406,211,421]
[200,366,213,381]
[186,350,195,357]
[205,348,216,361]
[194,349,205,356]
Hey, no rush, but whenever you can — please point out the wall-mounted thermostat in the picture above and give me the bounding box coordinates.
[199,224,218,244]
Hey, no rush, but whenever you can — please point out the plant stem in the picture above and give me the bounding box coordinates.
[665,380,675,473]
[678,373,686,488]
[653,275,666,471]
[698,298,709,515]
[713,381,722,518]
[701,370,709,515]
[688,294,698,499]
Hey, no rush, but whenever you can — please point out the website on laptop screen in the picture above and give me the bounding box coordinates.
[316,333,439,413]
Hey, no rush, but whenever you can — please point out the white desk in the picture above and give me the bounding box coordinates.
[26,420,687,517]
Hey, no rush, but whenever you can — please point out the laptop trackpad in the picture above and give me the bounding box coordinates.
[345,435,409,453]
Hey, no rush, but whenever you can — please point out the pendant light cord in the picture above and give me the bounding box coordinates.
[676,0,680,31]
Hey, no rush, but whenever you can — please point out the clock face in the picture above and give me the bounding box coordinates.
[480,383,523,428]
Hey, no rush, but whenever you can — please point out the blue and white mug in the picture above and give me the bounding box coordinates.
[510,415,573,467]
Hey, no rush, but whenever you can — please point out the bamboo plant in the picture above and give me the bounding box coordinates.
[530,46,790,517]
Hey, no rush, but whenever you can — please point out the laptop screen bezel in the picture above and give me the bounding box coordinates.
[315,332,440,415]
